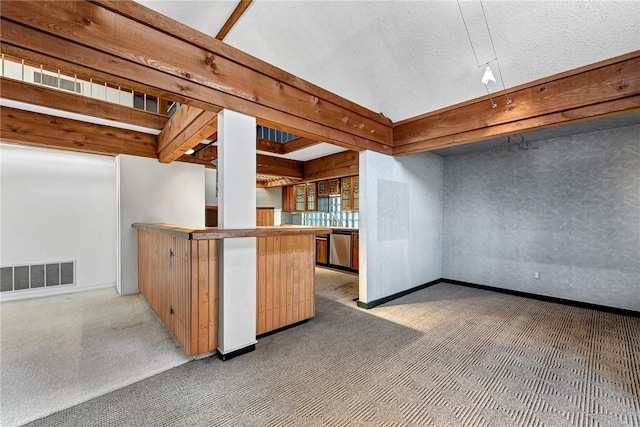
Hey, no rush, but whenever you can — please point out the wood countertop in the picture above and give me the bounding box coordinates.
[133,223,333,240]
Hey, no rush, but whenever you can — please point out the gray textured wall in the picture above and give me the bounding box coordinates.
[442,124,640,310]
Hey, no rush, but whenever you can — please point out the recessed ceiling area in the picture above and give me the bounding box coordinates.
[258,143,347,162]
[430,111,640,157]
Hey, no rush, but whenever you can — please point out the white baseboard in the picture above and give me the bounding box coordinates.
[0,282,116,302]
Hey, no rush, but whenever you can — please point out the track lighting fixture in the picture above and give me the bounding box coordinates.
[458,0,513,109]
[481,65,496,85]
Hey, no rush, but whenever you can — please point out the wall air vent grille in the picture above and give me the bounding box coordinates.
[34,71,82,94]
[0,261,75,292]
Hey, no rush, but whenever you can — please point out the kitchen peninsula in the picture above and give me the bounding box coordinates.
[134,223,331,357]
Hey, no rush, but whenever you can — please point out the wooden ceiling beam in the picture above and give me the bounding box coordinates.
[394,52,640,154]
[303,151,359,182]
[178,147,304,179]
[216,1,253,41]
[257,154,304,179]
[393,95,640,155]
[0,77,168,130]
[256,137,285,155]
[157,105,219,163]
[282,136,323,154]
[93,0,391,128]
[192,144,217,162]
[1,2,392,153]
[1,107,157,158]
[257,178,299,188]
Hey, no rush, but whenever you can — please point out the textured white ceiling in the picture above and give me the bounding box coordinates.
[138,0,639,122]
[258,143,347,162]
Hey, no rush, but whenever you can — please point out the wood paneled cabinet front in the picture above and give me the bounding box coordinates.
[340,176,359,211]
[316,236,328,264]
[351,231,359,270]
[282,185,296,212]
[317,179,340,196]
[282,183,318,212]
[306,182,317,211]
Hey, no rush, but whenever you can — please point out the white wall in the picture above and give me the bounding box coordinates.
[117,155,204,295]
[204,168,282,208]
[256,187,282,208]
[359,150,443,303]
[205,168,218,206]
[0,144,116,300]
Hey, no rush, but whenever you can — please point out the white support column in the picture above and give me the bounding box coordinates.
[217,109,257,359]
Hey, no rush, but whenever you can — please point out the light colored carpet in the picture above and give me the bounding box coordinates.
[0,287,190,427]
[22,271,640,426]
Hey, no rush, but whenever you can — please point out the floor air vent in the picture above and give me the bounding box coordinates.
[0,261,75,292]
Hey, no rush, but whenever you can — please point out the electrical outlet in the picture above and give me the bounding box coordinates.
[533,271,540,279]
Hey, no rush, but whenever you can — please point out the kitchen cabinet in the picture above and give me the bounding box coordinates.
[314,179,340,197]
[316,236,328,264]
[282,185,296,212]
[283,183,318,212]
[340,176,359,211]
[256,207,275,226]
[205,206,218,227]
[327,179,340,195]
[353,176,359,211]
[306,182,317,211]
[317,180,328,196]
[295,184,306,211]
[351,231,359,270]
[206,206,275,226]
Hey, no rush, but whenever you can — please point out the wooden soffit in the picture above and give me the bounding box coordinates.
[0,1,392,154]
[303,151,359,182]
[393,51,640,155]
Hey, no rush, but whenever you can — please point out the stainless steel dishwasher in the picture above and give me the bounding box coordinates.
[329,231,352,268]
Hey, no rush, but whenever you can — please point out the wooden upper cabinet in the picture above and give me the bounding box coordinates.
[340,176,359,211]
[306,182,317,211]
[317,180,328,196]
[353,176,359,211]
[282,176,355,212]
[327,179,340,195]
[294,184,307,211]
[282,185,296,212]
[341,177,352,210]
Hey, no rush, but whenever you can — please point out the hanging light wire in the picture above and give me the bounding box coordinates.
[457,0,480,67]
[457,0,512,107]
[480,0,512,104]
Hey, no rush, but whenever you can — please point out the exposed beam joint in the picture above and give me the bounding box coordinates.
[158,105,219,163]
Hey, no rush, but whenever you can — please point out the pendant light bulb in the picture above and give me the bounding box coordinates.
[481,65,496,85]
